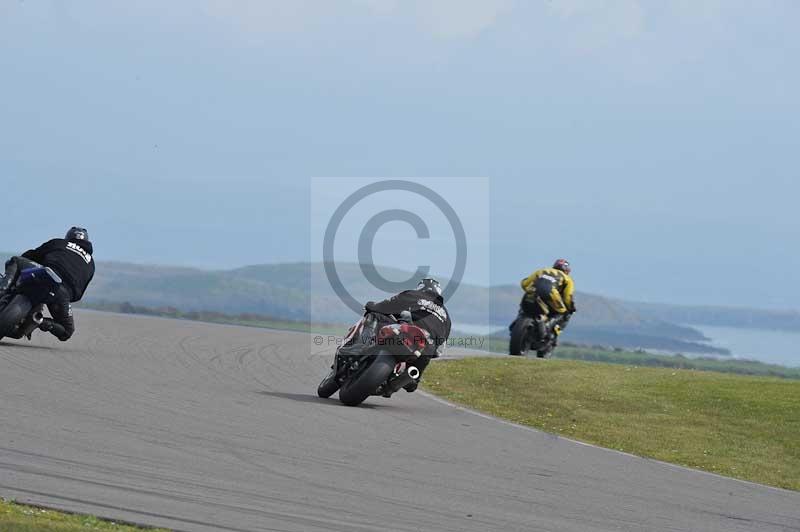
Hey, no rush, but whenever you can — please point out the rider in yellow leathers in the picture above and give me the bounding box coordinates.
[513,259,576,343]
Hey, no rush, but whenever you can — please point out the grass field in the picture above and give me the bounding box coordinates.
[424,357,800,490]
[481,338,800,379]
[0,499,168,532]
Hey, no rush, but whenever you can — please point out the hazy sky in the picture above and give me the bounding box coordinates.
[2,1,798,308]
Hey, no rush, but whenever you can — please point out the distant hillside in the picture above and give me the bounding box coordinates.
[92,260,729,353]
[625,301,800,333]
[89,260,311,320]
[0,253,734,354]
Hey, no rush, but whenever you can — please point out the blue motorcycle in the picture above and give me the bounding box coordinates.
[0,263,63,341]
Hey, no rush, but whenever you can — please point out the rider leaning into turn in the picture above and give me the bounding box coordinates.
[517,259,576,342]
[350,278,452,393]
[0,227,95,342]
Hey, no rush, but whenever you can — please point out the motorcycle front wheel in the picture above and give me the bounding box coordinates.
[536,344,555,358]
[317,370,340,398]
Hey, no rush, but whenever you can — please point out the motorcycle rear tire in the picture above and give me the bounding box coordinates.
[0,295,32,339]
[509,317,534,356]
[338,355,395,407]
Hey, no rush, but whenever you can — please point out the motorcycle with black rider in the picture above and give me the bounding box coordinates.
[317,278,451,406]
[0,227,95,342]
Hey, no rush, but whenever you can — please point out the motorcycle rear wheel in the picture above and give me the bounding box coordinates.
[338,355,395,407]
[0,295,32,339]
[509,317,534,356]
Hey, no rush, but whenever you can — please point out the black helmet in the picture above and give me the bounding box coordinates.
[66,227,89,242]
[416,277,442,297]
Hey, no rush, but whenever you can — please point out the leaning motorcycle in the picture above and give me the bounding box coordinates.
[318,313,431,406]
[0,263,62,341]
[508,315,561,358]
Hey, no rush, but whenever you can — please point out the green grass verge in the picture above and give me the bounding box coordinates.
[482,338,800,379]
[0,499,168,531]
[423,357,800,490]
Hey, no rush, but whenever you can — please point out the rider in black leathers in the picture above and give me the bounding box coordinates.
[341,278,452,393]
[0,227,95,341]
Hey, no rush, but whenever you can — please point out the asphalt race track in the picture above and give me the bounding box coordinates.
[0,311,798,532]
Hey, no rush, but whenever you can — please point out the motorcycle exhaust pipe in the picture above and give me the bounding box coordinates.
[19,312,45,340]
[384,366,419,395]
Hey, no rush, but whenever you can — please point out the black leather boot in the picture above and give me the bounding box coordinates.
[403,380,419,393]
